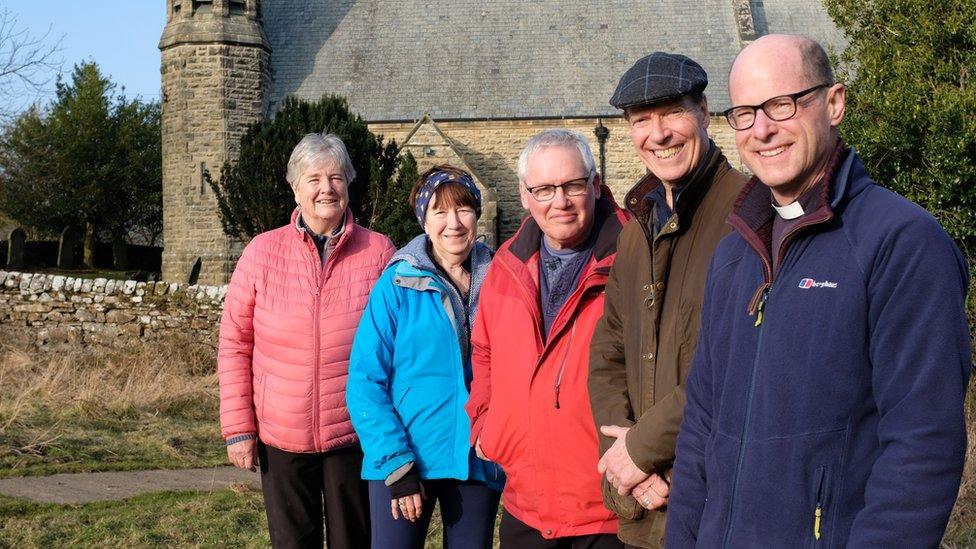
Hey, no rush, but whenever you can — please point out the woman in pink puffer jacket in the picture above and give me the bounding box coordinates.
[218,133,394,549]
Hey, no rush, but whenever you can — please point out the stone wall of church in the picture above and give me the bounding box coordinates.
[160,43,269,285]
[371,117,741,241]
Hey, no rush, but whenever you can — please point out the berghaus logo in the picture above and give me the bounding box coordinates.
[798,278,838,289]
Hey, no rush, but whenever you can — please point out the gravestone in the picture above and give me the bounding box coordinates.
[112,238,129,270]
[7,227,26,268]
[186,257,202,285]
[57,227,80,269]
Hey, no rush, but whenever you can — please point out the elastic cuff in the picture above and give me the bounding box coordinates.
[385,462,415,486]
[388,466,422,499]
[225,434,257,446]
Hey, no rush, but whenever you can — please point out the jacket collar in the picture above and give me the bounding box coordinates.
[497,186,629,350]
[728,140,850,240]
[726,142,863,317]
[624,140,726,226]
[390,234,492,293]
[290,207,356,251]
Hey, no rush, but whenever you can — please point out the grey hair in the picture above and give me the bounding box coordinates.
[286,133,356,187]
[799,37,835,86]
[517,129,597,184]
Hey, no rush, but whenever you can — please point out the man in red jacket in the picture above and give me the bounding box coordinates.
[466,128,630,548]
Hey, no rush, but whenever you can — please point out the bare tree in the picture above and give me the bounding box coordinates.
[0,8,62,122]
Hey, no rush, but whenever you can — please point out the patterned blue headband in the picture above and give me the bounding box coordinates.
[414,170,482,227]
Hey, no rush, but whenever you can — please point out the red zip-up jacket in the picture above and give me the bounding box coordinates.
[467,191,630,539]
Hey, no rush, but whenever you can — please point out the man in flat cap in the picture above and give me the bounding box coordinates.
[588,52,747,548]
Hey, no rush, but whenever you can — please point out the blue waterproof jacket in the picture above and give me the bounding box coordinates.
[347,235,503,490]
[666,148,971,548]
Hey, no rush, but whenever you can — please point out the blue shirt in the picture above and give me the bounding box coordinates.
[538,235,593,338]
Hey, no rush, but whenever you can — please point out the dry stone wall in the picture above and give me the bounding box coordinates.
[0,271,225,349]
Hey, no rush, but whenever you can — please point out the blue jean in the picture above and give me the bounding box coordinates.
[368,479,500,549]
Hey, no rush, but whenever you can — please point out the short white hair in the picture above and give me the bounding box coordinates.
[286,133,356,187]
[517,129,597,184]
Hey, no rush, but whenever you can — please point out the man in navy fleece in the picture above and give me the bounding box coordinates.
[666,34,971,547]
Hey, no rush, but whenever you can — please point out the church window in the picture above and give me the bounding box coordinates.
[229,0,246,16]
[192,0,212,15]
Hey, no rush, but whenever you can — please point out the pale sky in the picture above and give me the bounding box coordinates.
[1,1,165,109]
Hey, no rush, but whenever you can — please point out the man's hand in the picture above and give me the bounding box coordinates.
[630,469,671,510]
[475,437,487,460]
[598,425,648,495]
[227,439,258,472]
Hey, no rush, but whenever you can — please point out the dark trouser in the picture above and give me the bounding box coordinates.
[499,509,624,549]
[258,442,371,549]
[368,479,500,549]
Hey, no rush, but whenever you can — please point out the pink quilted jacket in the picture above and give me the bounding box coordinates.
[218,209,395,453]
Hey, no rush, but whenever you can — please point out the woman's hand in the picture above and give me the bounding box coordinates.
[227,439,258,472]
[391,489,425,522]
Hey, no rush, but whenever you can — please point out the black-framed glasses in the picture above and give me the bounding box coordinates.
[723,84,830,130]
[524,172,594,202]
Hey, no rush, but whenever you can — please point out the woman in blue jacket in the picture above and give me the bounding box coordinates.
[348,165,503,549]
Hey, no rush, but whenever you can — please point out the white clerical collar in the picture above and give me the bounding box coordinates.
[773,200,805,220]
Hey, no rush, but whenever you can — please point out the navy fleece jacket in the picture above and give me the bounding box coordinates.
[666,149,971,548]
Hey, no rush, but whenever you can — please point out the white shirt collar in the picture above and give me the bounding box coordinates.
[773,201,805,220]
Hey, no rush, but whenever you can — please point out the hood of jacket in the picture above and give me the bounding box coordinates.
[389,234,492,360]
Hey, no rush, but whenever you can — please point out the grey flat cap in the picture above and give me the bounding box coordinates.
[610,52,708,110]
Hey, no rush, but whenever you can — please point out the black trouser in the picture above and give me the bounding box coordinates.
[499,509,624,549]
[258,442,371,549]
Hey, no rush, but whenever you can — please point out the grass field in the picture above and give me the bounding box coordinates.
[0,330,973,547]
[0,487,268,547]
[0,486,473,549]
[0,334,224,478]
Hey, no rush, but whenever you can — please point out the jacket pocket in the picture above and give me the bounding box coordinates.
[602,477,645,520]
[810,465,830,546]
[253,372,266,419]
[477,409,500,464]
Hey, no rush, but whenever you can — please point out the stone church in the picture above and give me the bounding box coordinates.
[159,0,845,283]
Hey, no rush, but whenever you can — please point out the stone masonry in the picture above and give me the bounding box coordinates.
[159,0,269,284]
[0,271,225,349]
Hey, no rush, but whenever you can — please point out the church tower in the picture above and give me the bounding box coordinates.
[158,0,269,284]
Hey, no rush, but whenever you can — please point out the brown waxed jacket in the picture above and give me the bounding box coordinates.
[588,143,747,547]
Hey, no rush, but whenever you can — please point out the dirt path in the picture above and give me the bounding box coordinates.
[0,466,261,504]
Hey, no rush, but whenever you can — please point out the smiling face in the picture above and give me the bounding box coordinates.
[424,186,479,263]
[729,35,846,204]
[519,145,600,250]
[292,157,349,234]
[626,96,711,187]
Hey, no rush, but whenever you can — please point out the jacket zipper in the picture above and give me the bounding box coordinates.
[814,466,827,541]
[722,288,769,549]
[724,202,835,545]
[308,227,344,452]
[552,323,577,409]
[311,239,324,451]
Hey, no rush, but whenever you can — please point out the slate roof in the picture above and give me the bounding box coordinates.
[262,0,846,121]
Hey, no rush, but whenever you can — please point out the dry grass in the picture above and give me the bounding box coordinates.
[943,379,976,547]
[0,330,225,477]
